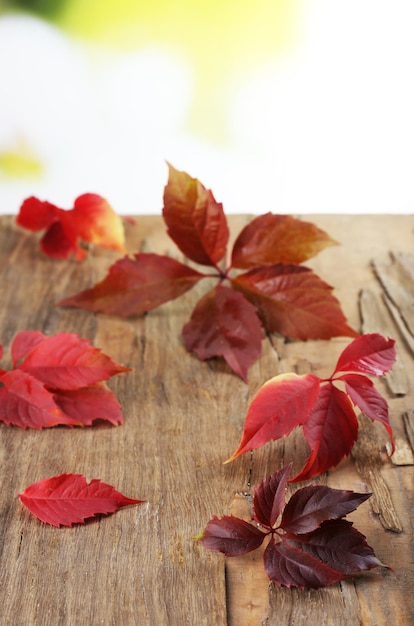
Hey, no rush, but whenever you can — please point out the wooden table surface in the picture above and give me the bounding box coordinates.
[0,214,413,625]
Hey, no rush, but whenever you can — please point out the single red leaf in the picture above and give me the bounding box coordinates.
[19,473,144,527]
[182,285,263,381]
[53,383,124,426]
[199,515,265,556]
[11,330,45,367]
[58,253,204,316]
[340,372,394,448]
[232,264,357,340]
[162,163,229,266]
[333,333,396,376]
[287,519,384,575]
[0,370,77,428]
[292,383,359,482]
[231,213,337,269]
[16,196,58,231]
[71,193,125,252]
[280,486,371,534]
[226,373,320,462]
[253,464,292,528]
[17,332,131,390]
[263,538,344,588]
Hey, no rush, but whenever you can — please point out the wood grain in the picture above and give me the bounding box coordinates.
[0,215,413,625]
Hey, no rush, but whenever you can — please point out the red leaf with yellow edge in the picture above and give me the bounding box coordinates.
[58,253,204,316]
[232,264,357,340]
[292,383,359,482]
[17,332,131,390]
[19,473,144,527]
[71,193,125,252]
[226,373,320,462]
[163,163,229,266]
[231,213,337,269]
[0,370,78,428]
[53,383,124,426]
[182,285,263,381]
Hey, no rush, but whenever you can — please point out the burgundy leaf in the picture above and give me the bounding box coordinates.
[0,370,77,429]
[253,464,292,528]
[58,253,204,316]
[280,486,371,534]
[340,372,394,447]
[292,383,359,482]
[199,515,265,556]
[182,285,263,381]
[232,264,357,340]
[19,473,143,527]
[231,213,337,269]
[162,163,229,266]
[333,333,396,376]
[263,538,344,589]
[287,519,383,575]
[53,383,124,426]
[226,372,320,461]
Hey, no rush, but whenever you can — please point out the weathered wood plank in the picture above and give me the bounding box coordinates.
[0,215,413,625]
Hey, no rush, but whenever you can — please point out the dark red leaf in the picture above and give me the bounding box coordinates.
[340,372,394,448]
[162,163,229,266]
[263,538,344,588]
[19,473,144,527]
[231,213,337,269]
[0,370,77,428]
[182,285,263,381]
[253,464,292,528]
[58,253,204,316]
[17,332,131,390]
[292,383,359,482]
[53,383,124,426]
[226,372,320,462]
[333,333,396,376]
[199,515,265,556]
[41,218,83,260]
[287,519,384,575]
[280,486,371,534]
[232,264,357,340]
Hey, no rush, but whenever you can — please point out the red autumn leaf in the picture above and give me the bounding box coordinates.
[19,473,144,527]
[58,253,204,316]
[16,331,130,390]
[253,464,291,528]
[263,538,344,588]
[0,370,77,428]
[231,213,337,269]
[279,486,371,534]
[226,373,320,462]
[59,165,356,380]
[287,519,384,575]
[200,464,387,589]
[182,285,263,382]
[53,383,124,426]
[232,264,357,340]
[162,163,229,267]
[333,333,396,376]
[0,331,131,428]
[228,333,396,481]
[198,515,265,556]
[16,193,125,260]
